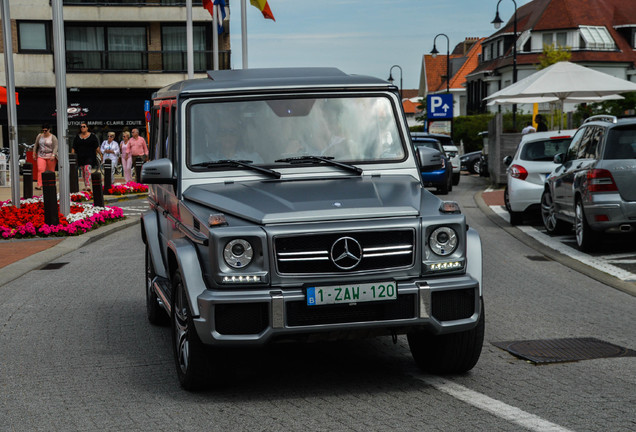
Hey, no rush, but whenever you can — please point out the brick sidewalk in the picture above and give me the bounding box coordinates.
[0,238,64,269]
[481,189,504,206]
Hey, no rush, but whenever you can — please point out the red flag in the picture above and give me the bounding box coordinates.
[250,0,275,21]
[202,0,214,18]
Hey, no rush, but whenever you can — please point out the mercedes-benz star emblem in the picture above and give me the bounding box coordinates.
[330,237,363,270]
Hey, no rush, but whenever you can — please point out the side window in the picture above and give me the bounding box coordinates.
[576,127,595,159]
[161,105,171,160]
[585,127,604,159]
[170,102,178,162]
[566,128,585,161]
[150,106,161,159]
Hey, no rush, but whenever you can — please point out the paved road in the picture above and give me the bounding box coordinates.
[1,175,634,431]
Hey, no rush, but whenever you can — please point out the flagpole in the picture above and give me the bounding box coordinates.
[186,0,194,79]
[51,0,70,215]
[241,0,248,68]
[1,0,21,207]
[213,4,219,70]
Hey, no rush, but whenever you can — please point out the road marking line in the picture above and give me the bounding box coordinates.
[414,375,574,432]
[490,205,636,282]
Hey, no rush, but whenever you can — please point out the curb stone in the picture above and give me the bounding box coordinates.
[474,191,636,298]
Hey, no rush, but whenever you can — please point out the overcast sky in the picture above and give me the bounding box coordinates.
[229,0,533,90]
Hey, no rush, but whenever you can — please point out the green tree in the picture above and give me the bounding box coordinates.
[537,44,571,69]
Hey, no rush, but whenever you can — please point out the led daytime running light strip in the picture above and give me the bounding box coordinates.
[222,275,262,283]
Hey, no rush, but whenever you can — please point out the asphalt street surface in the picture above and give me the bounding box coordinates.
[0,175,634,431]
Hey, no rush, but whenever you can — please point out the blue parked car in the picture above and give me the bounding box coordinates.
[411,133,452,194]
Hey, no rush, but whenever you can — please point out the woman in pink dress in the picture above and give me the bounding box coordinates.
[120,130,133,183]
[33,124,58,190]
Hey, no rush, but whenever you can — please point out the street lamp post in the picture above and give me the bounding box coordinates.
[387,65,403,100]
[492,0,518,130]
[431,33,450,94]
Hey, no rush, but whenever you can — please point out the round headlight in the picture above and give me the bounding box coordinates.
[429,227,458,256]
[223,239,253,269]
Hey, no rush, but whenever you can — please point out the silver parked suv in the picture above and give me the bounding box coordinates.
[541,115,636,251]
[140,68,484,390]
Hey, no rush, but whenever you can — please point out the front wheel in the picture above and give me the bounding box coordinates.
[452,172,460,186]
[575,200,600,252]
[541,189,568,235]
[472,160,481,175]
[408,301,484,374]
[172,269,211,391]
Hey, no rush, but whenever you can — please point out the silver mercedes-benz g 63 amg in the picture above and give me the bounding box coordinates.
[141,68,484,390]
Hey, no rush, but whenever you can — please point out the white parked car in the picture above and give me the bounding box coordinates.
[442,144,461,186]
[503,130,576,225]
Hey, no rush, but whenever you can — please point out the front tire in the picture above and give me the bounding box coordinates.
[575,200,599,252]
[452,172,460,186]
[172,269,210,391]
[541,189,568,235]
[408,301,485,374]
[472,160,481,175]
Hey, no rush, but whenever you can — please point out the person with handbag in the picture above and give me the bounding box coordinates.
[33,124,58,190]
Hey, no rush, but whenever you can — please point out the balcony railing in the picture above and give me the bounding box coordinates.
[65,50,231,73]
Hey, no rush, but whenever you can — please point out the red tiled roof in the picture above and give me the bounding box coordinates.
[472,0,636,77]
[402,99,420,115]
[449,38,484,89]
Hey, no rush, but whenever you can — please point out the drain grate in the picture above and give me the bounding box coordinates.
[39,262,69,270]
[492,337,636,364]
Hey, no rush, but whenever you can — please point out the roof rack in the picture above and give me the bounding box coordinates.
[583,115,618,124]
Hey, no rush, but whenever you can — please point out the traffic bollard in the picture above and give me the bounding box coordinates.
[22,162,33,198]
[42,171,59,226]
[103,159,112,193]
[91,171,104,208]
[135,157,143,183]
[69,153,79,193]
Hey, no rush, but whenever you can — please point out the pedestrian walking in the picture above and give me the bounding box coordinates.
[33,123,58,190]
[71,123,100,191]
[120,130,133,183]
[535,114,548,132]
[127,128,149,164]
[100,131,120,184]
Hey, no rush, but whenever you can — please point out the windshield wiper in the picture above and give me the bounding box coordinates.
[191,159,281,179]
[274,155,363,176]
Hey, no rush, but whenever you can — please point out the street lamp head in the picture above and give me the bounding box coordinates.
[387,72,394,83]
[430,44,439,58]
[491,11,503,29]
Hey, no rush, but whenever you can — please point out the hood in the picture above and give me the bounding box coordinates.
[183,176,423,224]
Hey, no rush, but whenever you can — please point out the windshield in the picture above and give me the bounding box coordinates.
[187,95,405,167]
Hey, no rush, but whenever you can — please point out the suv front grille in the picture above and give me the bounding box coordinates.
[275,229,415,274]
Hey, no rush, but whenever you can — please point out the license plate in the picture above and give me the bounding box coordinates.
[306,281,396,306]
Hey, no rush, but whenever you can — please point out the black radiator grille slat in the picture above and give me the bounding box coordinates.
[286,294,417,327]
[275,230,415,274]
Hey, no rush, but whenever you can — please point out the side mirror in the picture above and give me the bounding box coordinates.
[553,153,565,165]
[141,158,175,185]
[503,155,512,166]
[416,147,444,172]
